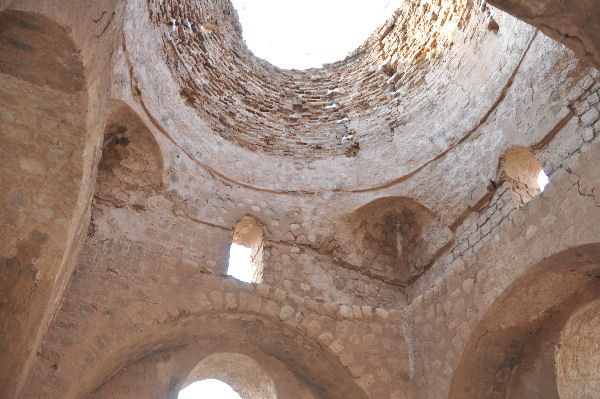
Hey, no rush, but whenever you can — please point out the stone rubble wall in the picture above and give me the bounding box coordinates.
[146,0,480,159]
[410,67,600,297]
[22,238,411,399]
[404,140,600,398]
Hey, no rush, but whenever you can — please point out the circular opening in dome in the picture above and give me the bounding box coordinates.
[230,0,404,70]
[178,379,242,399]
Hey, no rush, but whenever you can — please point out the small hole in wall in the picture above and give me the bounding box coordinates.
[227,217,265,283]
[537,169,549,192]
[178,379,242,399]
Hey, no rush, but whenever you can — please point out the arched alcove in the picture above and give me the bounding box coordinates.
[96,101,164,202]
[179,353,277,399]
[502,146,546,207]
[555,299,600,399]
[449,244,600,399]
[0,10,88,396]
[339,197,452,283]
[228,217,265,283]
[90,101,164,236]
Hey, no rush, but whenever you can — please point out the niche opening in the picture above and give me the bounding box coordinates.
[178,379,241,399]
[227,217,264,283]
[503,146,548,206]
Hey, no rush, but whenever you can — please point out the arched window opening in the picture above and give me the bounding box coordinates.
[537,169,549,192]
[503,146,548,206]
[179,379,242,399]
[179,353,278,399]
[228,217,264,283]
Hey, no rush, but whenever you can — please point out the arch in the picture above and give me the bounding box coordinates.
[228,216,265,283]
[76,312,367,399]
[339,196,452,283]
[180,353,277,399]
[555,299,600,399]
[501,146,544,206]
[0,10,88,396]
[449,243,600,399]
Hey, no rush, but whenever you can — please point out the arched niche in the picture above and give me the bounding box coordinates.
[0,10,87,396]
[556,299,600,399]
[502,146,544,207]
[95,101,164,203]
[338,197,452,284]
[180,353,278,399]
[449,243,600,399]
[90,101,164,238]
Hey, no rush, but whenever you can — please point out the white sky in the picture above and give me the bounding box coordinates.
[230,0,405,69]
[227,243,254,283]
[178,379,242,399]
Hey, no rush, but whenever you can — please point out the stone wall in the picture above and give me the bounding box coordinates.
[488,0,600,68]
[0,13,87,394]
[405,141,600,398]
[22,238,410,399]
[410,66,600,297]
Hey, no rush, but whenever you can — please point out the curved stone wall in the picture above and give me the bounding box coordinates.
[556,300,600,399]
[0,10,88,396]
[126,0,570,193]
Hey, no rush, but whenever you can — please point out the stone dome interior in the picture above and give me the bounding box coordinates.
[148,0,505,162]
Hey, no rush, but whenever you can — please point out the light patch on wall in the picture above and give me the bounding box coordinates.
[537,169,549,192]
[228,243,254,283]
[178,379,242,399]
[230,0,405,69]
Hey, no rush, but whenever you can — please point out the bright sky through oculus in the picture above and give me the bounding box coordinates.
[230,0,405,69]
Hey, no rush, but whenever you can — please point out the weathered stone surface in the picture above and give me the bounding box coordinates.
[2,0,600,399]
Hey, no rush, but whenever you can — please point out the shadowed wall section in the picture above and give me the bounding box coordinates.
[449,244,600,399]
[0,11,87,396]
[338,197,452,284]
[556,299,600,399]
[488,0,600,68]
[91,101,164,238]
